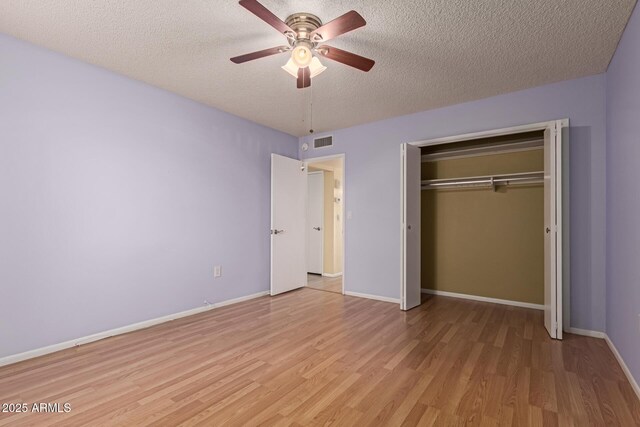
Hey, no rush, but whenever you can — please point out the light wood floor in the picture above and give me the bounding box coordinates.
[1,289,639,426]
[307,274,343,294]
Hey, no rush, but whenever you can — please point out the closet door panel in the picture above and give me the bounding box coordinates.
[402,143,422,311]
[543,126,558,339]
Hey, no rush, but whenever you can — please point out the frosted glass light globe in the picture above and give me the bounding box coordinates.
[292,45,313,68]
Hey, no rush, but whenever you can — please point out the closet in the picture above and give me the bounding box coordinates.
[420,131,545,307]
[401,120,566,338]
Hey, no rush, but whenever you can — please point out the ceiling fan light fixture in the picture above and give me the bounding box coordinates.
[281,58,299,78]
[309,56,327,78]
[291,42,313,68]
[282,56,327,79]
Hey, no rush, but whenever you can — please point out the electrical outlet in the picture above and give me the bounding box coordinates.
[214,265,222,278]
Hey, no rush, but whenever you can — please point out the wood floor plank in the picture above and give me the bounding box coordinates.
[0,289,638,426]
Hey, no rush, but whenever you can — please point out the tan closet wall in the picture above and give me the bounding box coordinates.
[421,150,544,304]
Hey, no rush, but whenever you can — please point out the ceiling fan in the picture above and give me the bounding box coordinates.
[230,0,375,89]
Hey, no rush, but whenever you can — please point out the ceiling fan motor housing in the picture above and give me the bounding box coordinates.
[285,13,323,45]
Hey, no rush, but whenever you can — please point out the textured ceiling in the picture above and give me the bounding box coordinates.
[1,1,636,136]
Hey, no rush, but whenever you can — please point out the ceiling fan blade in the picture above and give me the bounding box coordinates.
[297,67,311,89]
[239,0,294,36]
[310,10,366,42]
[230,46,289,64]
[317,46,375,72]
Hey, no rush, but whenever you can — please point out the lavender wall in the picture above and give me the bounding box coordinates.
[0,34,298,358]
[301,74,607,332]
[606,4,640,385]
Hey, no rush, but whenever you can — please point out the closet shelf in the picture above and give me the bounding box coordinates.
[421,171,544,191]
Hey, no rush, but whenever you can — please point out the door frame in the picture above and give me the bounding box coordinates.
[304,153,346,295]
[307,170,325,275]
[402,119,570,335]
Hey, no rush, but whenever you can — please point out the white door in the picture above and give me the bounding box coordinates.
[271,154,307,296]
[307,171,324,274]
[401,143,422,311]
[543,122,564,339]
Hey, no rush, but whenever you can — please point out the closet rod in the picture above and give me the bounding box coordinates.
[422,171,543,190]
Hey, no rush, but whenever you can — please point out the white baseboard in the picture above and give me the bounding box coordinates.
[565,327,606,338]
[0,291,269,368]
[604,334,640,401]
[322,272,343,278]
[421,288,544,311]
[344,291,400,304]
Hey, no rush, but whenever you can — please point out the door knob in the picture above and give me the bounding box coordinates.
[545,227,551,234]
[271,229,284,235]
[313,227,321,231]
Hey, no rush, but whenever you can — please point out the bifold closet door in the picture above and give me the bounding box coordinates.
[543,122,564,339]
[270,154,307,296]
[401,143,422,311]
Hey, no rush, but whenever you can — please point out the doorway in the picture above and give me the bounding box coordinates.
[306,156,345,294]
[401,120,569,340]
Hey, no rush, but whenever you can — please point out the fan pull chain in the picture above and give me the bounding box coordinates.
[309,84,314,134]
